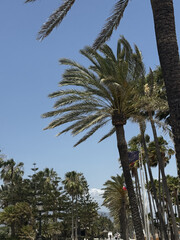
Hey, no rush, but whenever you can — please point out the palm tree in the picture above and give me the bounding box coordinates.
[62,171,88,240]
[0,159,24,205]
[0,159,24,187]
[149,1,180,185]
[102,174,129,240]
[42,37,144,239]
[166,175,180,219]
[25,0,180,182]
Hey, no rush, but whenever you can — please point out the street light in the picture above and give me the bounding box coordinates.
[37,203,43,240]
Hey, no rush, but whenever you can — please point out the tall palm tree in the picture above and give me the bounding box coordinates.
[149,1,180,184]
[25,0,180,182]
[102,174,129,240]
[42,38,144,239]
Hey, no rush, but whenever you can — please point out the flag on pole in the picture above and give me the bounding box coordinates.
[128,151,139,165]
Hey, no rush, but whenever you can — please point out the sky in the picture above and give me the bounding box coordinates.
[0,0,180,210]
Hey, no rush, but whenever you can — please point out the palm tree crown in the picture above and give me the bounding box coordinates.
[42,37,142,146]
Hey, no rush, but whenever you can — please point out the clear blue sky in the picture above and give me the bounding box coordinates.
[0,0,180,190]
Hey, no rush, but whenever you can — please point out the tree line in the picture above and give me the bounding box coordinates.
[0,158,113,240]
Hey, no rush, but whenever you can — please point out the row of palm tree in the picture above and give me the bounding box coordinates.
[42,37,180,239]
[102,133,179,240]
[102,172,179,240]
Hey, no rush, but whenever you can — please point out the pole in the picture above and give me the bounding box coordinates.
[37,211,42,240]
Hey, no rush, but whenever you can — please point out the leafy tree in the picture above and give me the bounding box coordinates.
[92,214,114,239]
[18,225,36,240]
[0,202,34,238]
[78,194,99,240]
[42,37,144,239]
[0,159,102,240]
[28,167,66,239]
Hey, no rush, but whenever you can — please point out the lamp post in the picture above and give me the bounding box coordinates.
[77,218,80,239]
[37,203,43,240]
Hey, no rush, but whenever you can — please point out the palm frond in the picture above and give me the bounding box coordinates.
[53,94,94,109]
[80,47,100,69]
[72,114,109,136]
[42,111,83,130]
[25,0,37,2]
[82,46,113,75]
[98,127,115,143]
[45,102,104,118]
[93,0,129,49]
[49,89,92,98]
[37,0,76,40]
[43,103,104,129]
[118,36,133,61]
[99,44,117,62]
[56,115,100,137]
[60,59,96,79]
[60,73,114,105]
[74,121,108,147]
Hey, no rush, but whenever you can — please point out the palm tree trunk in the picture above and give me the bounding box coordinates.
[150,0,180,183]
[175,190,180,218]
[134,171,145,227]
[160,172,167,229]
[11,223,16,238]
[137,171,145,220]
[143,162,156,240]
[114,123,144,240]
[149,114,179,239]
[119,202,129,240]
[158,164,166,227]
[139,121,168,240]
